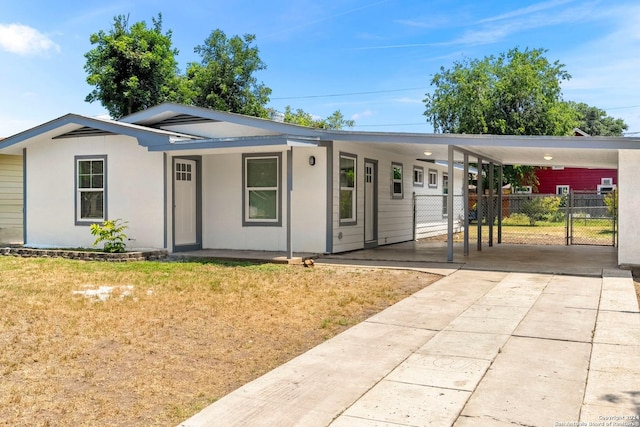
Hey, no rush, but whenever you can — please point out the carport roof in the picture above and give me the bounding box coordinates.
[322,133,636,169]
[120,103,639,169]
[2,102,639,169]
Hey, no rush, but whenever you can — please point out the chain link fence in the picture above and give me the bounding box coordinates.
[413,194,465,240]
[414,191,617,246]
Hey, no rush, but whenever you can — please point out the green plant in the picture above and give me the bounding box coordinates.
[520,196,561,226]
[604,189,617,217]
[90,219,128,253]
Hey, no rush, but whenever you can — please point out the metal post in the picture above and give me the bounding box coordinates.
[488,162,494,247]
[447,145,454,262]
[463,153,469,256]
[477,158,483,251]
[287,148,293,259]
[498,164,503,244]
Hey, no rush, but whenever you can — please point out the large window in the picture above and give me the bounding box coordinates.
[392,162,403,199]
[76,156,106,224]
[339,153,356,224]
[243,154,281,225]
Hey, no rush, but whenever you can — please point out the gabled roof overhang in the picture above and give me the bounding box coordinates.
[0,113,201,155]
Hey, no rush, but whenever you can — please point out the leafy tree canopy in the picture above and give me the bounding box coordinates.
[568,102,628,136]
[84,14,181,118]
[282,106,355,129]
[84,16,350,128]
[424,47,577,136]
[186,30,272,117]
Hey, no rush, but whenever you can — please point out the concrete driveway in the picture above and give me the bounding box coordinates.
[179,244,640,427]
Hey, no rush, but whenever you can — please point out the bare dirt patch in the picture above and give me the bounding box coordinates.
[0,257,440,426]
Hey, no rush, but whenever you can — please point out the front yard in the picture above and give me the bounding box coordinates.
[0,257,439,426]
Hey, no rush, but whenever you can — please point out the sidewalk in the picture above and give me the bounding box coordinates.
[179,267,640,427]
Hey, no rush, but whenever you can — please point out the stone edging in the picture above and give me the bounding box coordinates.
[0,247,168,262]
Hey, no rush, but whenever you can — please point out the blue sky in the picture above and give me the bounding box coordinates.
[1,0,639,136]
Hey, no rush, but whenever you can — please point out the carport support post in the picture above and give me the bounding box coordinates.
[498,165,503,244]
[463,153,469,256]
[477,158,483,251]
[286,148,293,260]
[488,162,494,247]
[447,145,454,262]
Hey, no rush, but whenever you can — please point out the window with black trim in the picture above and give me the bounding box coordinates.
[243,154,281,225]
[339,154,356,223]
[413,166,424,187]
[76,156,106,223]
[392,162,403,199]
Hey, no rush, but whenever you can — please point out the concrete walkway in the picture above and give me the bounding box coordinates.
[179,266,640,427]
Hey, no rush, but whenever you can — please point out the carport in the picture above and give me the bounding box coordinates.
[326,131,640,267]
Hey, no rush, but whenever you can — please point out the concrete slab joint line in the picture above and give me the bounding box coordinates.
[177,265,639,427]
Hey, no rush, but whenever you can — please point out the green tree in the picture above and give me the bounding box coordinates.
[282,106,355,129]
[186,30,272,117]
[424,47,578,188]
[84,14,182,118]
[568,102,628,136]
[424,47,576,135]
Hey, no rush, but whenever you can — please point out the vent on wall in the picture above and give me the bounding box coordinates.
[53,127,116,139]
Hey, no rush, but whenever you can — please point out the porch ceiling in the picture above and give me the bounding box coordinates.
[334,137,629,169]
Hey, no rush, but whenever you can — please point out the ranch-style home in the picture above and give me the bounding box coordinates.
[1,103,640,266]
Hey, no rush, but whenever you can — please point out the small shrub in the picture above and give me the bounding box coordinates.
[520,196,561,226]
[90,219,128,253]
[604,189,617,217]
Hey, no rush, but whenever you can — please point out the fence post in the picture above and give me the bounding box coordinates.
[412,192,416,241]
[612,189,617,247]
[477,158,483,251]
[566,191,572,245]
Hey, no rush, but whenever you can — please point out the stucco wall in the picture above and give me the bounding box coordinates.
[25,135,165,250]
[617,149,640,266]
[331,141,464,253]
[198,146,327,253]
[0,154,23,243]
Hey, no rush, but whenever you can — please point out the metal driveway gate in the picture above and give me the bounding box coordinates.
[568,191,617,246]
[414,191,617,246]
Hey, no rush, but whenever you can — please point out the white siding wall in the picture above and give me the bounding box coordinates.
[0,154,23,243]
[617,149,639,266]
[199,146,327,253]
[26,136,165,249]
[332,141,463,253]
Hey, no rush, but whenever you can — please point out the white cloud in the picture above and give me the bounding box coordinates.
[0,23,60,56]
[351,110,373,121]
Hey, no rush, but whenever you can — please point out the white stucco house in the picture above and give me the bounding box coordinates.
[1,103,639,266]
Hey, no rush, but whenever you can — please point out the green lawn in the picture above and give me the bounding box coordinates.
[463,219,616,246]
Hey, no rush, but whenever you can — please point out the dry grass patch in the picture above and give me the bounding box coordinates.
[0,257,440,426]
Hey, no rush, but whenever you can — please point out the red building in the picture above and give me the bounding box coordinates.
[522,129,617,195]
[534,167,617,195]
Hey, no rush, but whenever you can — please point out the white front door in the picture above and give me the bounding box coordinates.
[364,160,377,245]
[174,159,197,246]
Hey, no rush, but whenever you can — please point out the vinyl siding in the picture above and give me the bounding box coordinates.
[0,154,23,242]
